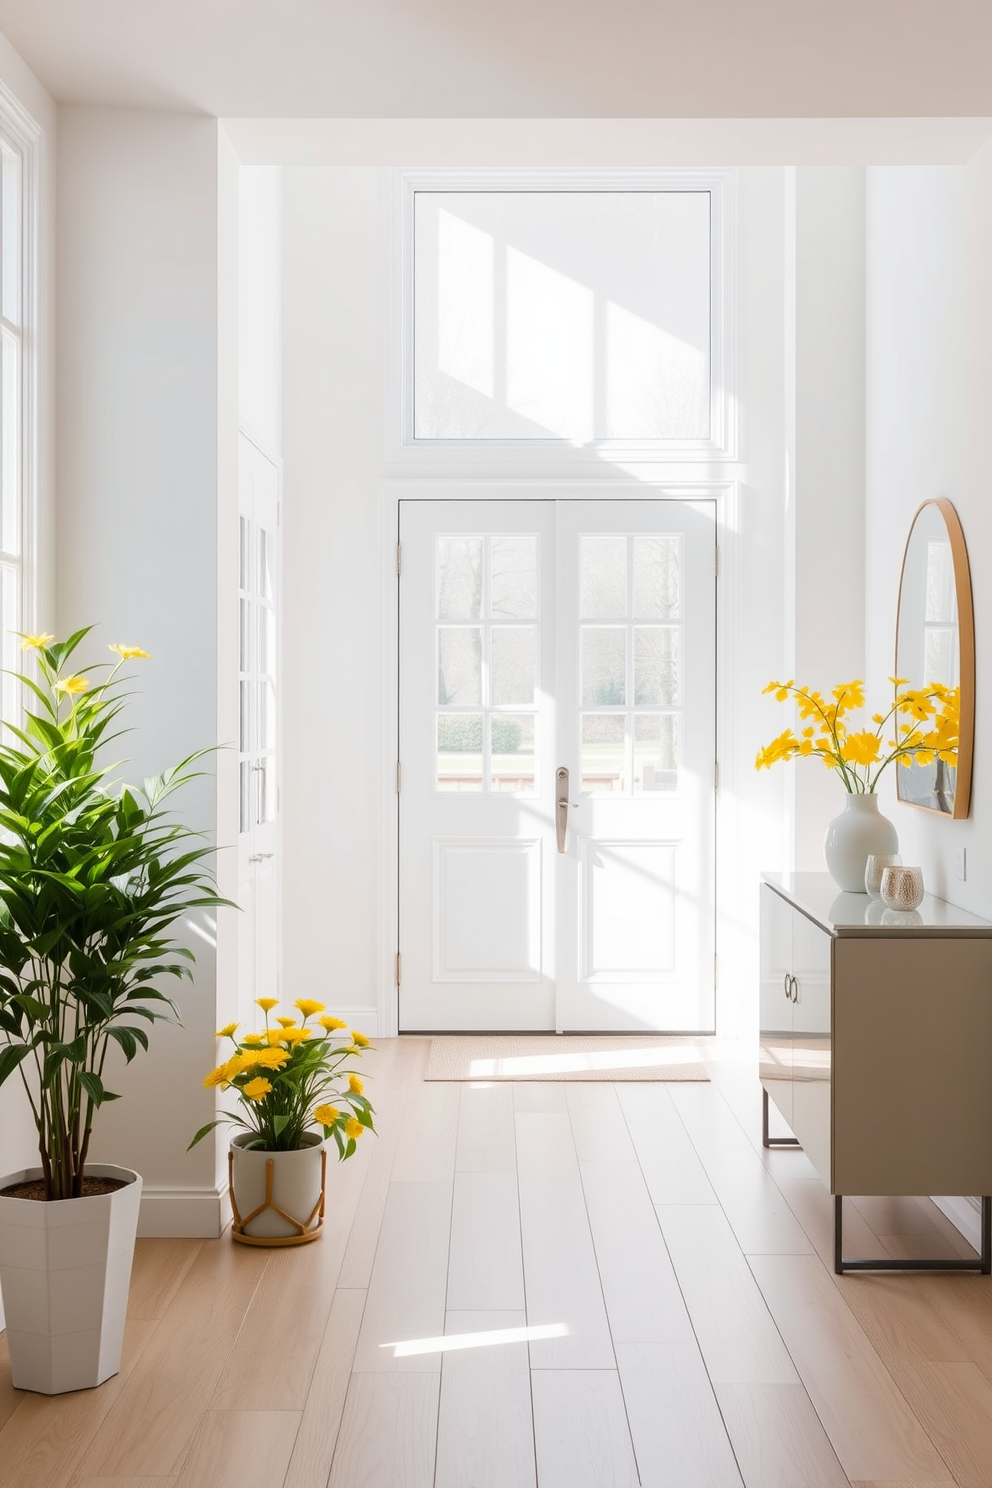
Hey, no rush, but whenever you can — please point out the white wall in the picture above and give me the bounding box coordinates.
[0,26,57,1333]
[56,107,228,1235]
[866,151,992,909]
[239,166,282,456]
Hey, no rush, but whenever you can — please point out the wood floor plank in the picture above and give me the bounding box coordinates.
[894,1360,992,1488]
[174,1410,301,1488]
[0,1331,18,1434]
[669,1083,815,1255]
[617,1085,718,1205]
[446,1171,525,1311]
[352,1181,452,1372]
[531,1370,638,1488]
[455,1083,516,1173]
[328,1373,440,1488]
[835,1273,971,1367]
[71,1479,178,1487]
[579,1159,696,1345]
[919,1274,992,1380]
[0,1319,158,1488]
[849,1481,957,1487]
[713,1383,849,1488]
[748,1253,951,1482]
[434,1309,535,1488]
[615,1340,744,1488]
[761,1147,884,1269]
[564,1084,635,1161]
[72,1242,269,1480]
[657,1205,800,1385]
[283,1288,366,1488]
[127,1240,204,1321]
[390,1054,459,1183]
[514,1113,614,1370]
[511,1084,567,1113]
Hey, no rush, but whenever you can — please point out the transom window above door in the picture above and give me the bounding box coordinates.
[400,171,734,460]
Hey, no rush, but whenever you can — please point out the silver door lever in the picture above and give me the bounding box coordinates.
[556,767,570,853]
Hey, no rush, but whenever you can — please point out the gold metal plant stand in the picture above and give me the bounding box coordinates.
[229,1147,326,1246]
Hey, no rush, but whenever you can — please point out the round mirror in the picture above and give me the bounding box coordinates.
[894,498,974,817]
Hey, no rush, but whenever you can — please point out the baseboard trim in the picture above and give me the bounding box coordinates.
[329,1007,380,1039]
[932,1194,983,1251]
[138,1185,232,1239]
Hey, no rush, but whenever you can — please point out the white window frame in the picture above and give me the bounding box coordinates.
[0,78,39,712]
[388,167,736,466]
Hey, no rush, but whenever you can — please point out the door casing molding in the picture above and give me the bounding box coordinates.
[377,477,741,1039]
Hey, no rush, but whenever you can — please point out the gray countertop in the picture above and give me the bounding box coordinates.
[762,871,992,937]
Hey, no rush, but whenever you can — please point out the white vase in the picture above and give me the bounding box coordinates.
[229,1132,325,1246]
[822,793,899,893]
[0,1164,142,1395]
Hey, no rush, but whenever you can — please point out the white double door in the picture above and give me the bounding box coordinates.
[398,498,716,1033]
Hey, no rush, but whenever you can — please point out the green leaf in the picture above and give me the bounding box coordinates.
[0,1043,30,1087]
[79,1069,106,1105]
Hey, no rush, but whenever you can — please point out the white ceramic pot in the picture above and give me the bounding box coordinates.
[229,1133,325,1246]
[0,1164,141,1395]
[822,792,899,893]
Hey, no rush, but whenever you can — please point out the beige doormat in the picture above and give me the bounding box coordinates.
[425,1035,709,1082]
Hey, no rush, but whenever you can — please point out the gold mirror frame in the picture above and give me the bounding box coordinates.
[894,497,974,818]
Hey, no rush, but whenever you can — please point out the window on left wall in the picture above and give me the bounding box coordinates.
[0,103,35,730]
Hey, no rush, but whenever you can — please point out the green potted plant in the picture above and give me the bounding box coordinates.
[0,629,228,1394]
[190,999,375,1245]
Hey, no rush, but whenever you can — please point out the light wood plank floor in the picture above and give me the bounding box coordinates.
[1,1036,990,1487]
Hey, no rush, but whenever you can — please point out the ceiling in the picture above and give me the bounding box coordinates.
[0,0,989,120]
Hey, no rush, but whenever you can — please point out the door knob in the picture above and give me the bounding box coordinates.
[556,767,570,853]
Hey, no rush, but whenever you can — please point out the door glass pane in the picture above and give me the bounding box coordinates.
[491,626,534,705]
[437,537,483,620]
[634,714,678,792]
[581,713,625,793]
[256,758,267,825]
[437,713,483,791]
[582,627,625,706]
[491,714,535,793]
[580,536,626,619]
[239,598,251,672]
[438,627,482,705]
[633,536,680,620]
[634,627,679,705]
[240,681,251,752]
[258,527,274,602]
[490,536,536,619]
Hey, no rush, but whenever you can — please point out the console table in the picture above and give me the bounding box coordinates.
[760,872,992,1274]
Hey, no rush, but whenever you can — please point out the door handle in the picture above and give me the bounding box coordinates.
[556,767,570,853]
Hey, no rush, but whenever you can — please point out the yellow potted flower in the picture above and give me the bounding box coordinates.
[756,677,959,890]
[190,998,375,1245]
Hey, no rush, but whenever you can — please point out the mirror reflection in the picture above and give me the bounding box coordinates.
[895,498,974,818]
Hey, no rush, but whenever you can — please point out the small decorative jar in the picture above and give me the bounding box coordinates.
[865,852,902,898]
[880,864,925,912]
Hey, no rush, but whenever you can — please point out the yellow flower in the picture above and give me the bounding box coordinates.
[889,676,910,687]
[914,749,936,766]
[20,632,54,650]
[276,1016,297,1028]
[839,731,882,767]
[344,1118,364,1140]
[266,1028,287,1045]
[204,1063,232,1089]
[55,675,88,695]
[226,1052,259,1076]
[319,1015,348,1031]
[242,1076,272,1102]
[253,1048,291,1070]
[897,689,935,722]
[871,713,885,725]
[215,1022,238,1038]
[283,1027,312,1045]
[294,998,326,1019]
[348,1074,364,1094]
[241,1033,264,1046]
[314,1104,340,1126]
[256,997,279,1012]
[351,1030,370,1048]
[108,643,151,660]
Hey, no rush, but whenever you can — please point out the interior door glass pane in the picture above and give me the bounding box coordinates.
[580,536,626,619]
[490,536,536,619]
[438,627,482,705]
[240,681,251,752]
[258,679,274,750]
[634,714,678,792]
[239,598,250,671]
[581,713,625,793]
[436,713,483,792]
[491,714,535,793]
[437,537,483,620]
[582,627,626,705]
[258,527,273,602]
[633,536,680,620]
[634,627,679,705]
[491,626,535,705]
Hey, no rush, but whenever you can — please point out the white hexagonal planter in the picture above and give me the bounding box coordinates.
[0,1164,142,1395]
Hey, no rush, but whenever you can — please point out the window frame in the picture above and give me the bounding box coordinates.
[389,167,736,466]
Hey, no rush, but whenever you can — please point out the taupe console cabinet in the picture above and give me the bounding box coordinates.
[759,873,992,1274]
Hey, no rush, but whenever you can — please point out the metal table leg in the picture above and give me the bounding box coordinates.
[834,1194,992,1275]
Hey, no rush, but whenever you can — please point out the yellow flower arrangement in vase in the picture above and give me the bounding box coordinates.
[756,677,960,891]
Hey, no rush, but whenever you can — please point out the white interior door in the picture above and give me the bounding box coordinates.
[237,435,281,1028]
[398,497,715,1032]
